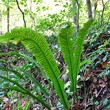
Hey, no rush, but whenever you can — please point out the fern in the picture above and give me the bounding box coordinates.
[58,20,93,93]
[0,28,69,109]
[0,20,93,108]
[73,19,93,93]
[58,22,75,91]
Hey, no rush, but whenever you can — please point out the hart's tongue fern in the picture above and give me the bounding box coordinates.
[0,28,69,109]
[0,19,93,109]
[58,19,93,93]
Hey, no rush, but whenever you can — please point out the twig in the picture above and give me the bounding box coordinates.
[26,3,36,30]
[101,0,110,25]
[75,0,79,33]
[96,87,104,98]
[16,0,26,27]
[86,0,93,19]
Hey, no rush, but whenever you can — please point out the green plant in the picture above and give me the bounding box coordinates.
[0,19,93,109]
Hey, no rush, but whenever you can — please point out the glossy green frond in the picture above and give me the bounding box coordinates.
[73,19,94,92]
[0,28,69,109]
[58,20,93,93]
[58,21,75,91]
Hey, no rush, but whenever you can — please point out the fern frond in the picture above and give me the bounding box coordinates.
[73,19,94,92]
[58,20,93,93]
[0,28,69,109]
[58,22,75,91]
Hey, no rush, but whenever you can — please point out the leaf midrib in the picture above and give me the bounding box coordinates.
[65,32,74,90]
[22,36,68,108]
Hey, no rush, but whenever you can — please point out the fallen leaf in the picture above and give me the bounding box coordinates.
[88,36,90,40]
[101,62,110,68]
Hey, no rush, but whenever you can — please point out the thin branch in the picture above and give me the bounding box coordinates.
[101,0,110,25]
[75,0,79,33]
[16,0,26,27]
[26,2,36,30]
[86,0,93,19]
[5,2,10,32]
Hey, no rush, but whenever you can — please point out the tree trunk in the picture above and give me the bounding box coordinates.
[75,0,79,33]
[16,0,26,28]
[101,0,110,25]
[27,0,36,30]
[7,7,10,32]
[70,0,77,22]
[93,0,97,18]
[0,10,2,34]
[86,0,93,19]
[70,0,77,33]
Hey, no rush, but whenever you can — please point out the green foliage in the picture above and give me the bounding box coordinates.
[0,20,93,109]
[103,98,108,106]
[0,28,69,109]
[58,19,93,93]
[36,13,63,32]
[58,21,75,91]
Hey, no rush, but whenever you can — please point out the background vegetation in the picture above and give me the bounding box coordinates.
[0,0,110,110]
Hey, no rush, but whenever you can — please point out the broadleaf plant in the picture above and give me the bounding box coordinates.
[0,19,93,109]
